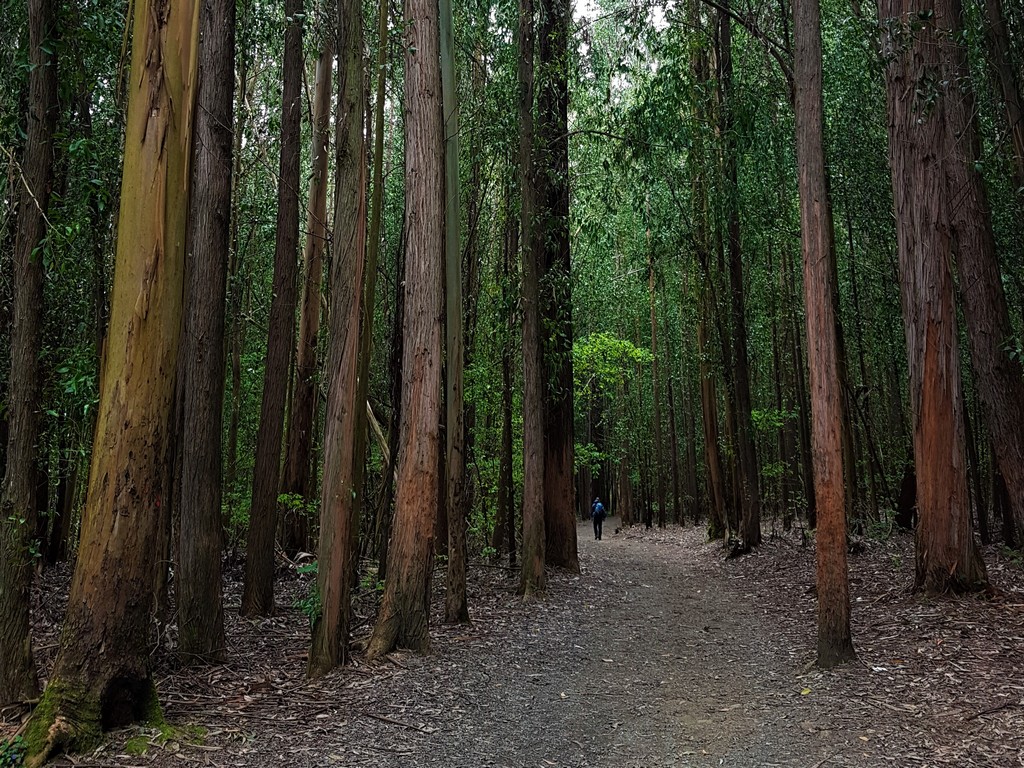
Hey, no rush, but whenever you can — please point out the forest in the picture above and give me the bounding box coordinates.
[1,0,1024,763]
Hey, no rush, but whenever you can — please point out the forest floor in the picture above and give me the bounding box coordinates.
[6,519,1024,767]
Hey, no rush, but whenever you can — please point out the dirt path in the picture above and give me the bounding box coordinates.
[26,519,1023,766]
[147,520,874,768]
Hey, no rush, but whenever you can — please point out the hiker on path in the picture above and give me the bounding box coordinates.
[591,497,606,540]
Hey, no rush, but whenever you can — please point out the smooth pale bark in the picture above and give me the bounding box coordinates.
[242,0,303,616]
[282,37,333,556]
[879,0,988,593]
[178,0,235,663]
[308,0,366,676]
[518,0,546,596]
[0,0,57,706]
[440,0,469,624]
[537,0,578,572]
[793,0,855,668]
[23,0,199,756]
[366,0,444,655]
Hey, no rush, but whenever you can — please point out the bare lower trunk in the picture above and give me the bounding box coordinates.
[242,0,304,616]
[537,0,577,572]
[366,0,444,656]
[937,0,1024,539]
[23,0,198,756]
[282,38,333,556]
[308,0,366,675]
[177,0,234,663]
[518,0,545,595]
[793,0,855,667]
[879,0,987,594]
[441,0,469,623]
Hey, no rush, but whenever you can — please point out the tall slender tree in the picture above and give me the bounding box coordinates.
[440,0,470,623]
[518,0,546,597]
[177,0,235,663]
[367,0,445,655]
[308,0,366,676]
[537,0,579,571]
[0,0,57,706]
[717,2,761,549]
[793,0,855,667]
[242,0,304,616]
[282,33,334,556]
[23,0,199,755]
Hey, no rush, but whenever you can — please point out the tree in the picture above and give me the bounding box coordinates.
[366,0,444,655]
[242,0,304,616]
[177,0,235,664]
[281,32,334,557]
[0,0,57,706]
[937,0,1024,541]
[518,0,546,597]
[792,0,855,667]
[308,0,366,676]
[536,0,578,571]
[717,3,761,550]
[440,0,469,624]
[878,0,987,593]
[22,0,199,756]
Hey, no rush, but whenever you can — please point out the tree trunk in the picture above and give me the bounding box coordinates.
[281,37,333,557]
[366,0,444,655]
[23,0,198,756]
[937,0,1024,540]
[0,0,57,706]
[492,181,517,561]
[879,0,988,593]
[440,0,469,623]
[536,0,577,572]
[225,54,250,530]
[177,0,235,663]
[308,0,366,675]
[648,251,668,528]
[357,0,392,566]
[793,0,855,668]
[982,0,1024,191]
[518,0,546,596]
[242,0,303,616]
[698,293,727,539]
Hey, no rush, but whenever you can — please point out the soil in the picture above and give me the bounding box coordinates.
[5,518,1024,767]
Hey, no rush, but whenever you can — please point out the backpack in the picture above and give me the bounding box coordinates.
[592,502,606,520]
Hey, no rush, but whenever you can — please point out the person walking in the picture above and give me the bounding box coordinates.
[591,497,606,540]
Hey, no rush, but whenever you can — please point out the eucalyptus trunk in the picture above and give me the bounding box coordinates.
[23,0,199,755]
